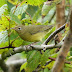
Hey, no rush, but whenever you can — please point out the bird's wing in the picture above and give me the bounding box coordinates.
[29,25,53,35]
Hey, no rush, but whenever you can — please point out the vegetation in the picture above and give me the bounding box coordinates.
[0,0,72,72]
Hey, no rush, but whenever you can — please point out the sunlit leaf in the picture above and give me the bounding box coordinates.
[20,62,27,72]
[42,0,61,16]
[0,16,10,31]
[10,12,21,25]
[0,4,8,16]
[7,1,15,11]
[0,31,8,44]
[0,0,6,7]
[25,0,46,6]
[11,4,28,16]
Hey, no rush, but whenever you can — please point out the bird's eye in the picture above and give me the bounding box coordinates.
[18,27,21,30]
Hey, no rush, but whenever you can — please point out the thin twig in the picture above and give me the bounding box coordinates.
[25,11,32,20]
[25,11,33,24]
[8,20,11,46]
[13,0,26,14]
[11,36,20,45]
[0,46,15,49]
[49,57,71,64]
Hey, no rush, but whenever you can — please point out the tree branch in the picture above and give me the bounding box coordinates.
[2,42,62,60]
[52,6,72,72]
[6,59,27,66]
[43,23,67,45]
[6,58,26,72]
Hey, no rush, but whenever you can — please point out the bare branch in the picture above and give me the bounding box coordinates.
[6,59,26,72]
[43,23,67,45]
[2,42,62,60]
[6,59,27,67]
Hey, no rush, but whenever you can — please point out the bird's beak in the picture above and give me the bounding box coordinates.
[11,28,15,30]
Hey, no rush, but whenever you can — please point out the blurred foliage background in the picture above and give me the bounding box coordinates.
[0,0,72,72]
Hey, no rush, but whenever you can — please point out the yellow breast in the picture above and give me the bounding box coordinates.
[19,32,47,42]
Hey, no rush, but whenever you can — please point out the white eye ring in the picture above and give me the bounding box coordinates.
[18,27,21,30]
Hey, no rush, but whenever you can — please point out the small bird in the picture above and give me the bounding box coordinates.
[12,25,54,42]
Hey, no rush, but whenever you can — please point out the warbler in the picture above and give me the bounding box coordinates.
[12,25,54,42]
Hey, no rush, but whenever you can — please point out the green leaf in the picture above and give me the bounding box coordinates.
[8,0,19,5]
[26,50,41,72]
[0,4,7,16]
[20,62,27,72]
[40,50,49,66]
[7,1,15,11]
[44,68,49,72]
[65,64,72,68]
[42,0,61,16]
[44,27,56,41]
[11,4,28,16]
[0,0,6,7]
[0,41,9,54]
[21,19,32,25]
[26,5,38,17]
[46,61,54,69]
[33,8,41,21]
[42,2,55,16]
[0,31,8,44]
[10,12,21,25]
[0,16,10,31]
[70,51,72,56]
[70,48,72,56]
[64,67,72,72]
[25,0,46,6]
